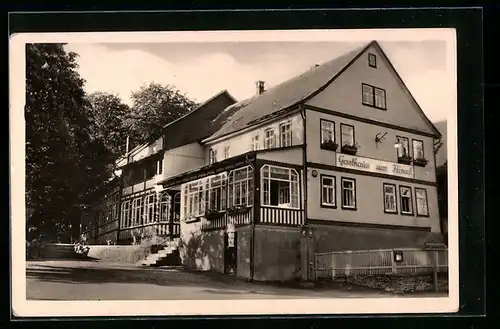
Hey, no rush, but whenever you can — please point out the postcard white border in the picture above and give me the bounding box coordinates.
[10,28,459,317]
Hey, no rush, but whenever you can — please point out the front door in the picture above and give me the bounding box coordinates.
[224,231,237,274]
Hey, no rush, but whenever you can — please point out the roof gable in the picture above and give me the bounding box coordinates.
[205,43,368,142]
[306,41,441,138]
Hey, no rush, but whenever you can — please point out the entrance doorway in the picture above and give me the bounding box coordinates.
[224,231,237,275]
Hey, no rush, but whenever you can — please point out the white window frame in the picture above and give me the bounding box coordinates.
[156,158,163,175]
[146,194,157,224]
[228,166,254,208]
[340,124,355,146]
[341,177,356,209]
[261,165,300,209]
[383,183,397,213]
[205,173,228,212]
[374,88,386,109]
[399,186,414,215]
[224,146,230,159]
[209,148,217,164]
[264,128,276,149]
[121,200,131,228]
[320,119,335,144]
[279,121,292,147]
[184,180,206,220]
[415,188,429,216]
[321,175,336,207]
[396,136,411,158]
[251,134,260,151]
[413,139,425,159]
[159,192,170,223]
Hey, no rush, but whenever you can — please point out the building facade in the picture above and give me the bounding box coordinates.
[84,41,444,281]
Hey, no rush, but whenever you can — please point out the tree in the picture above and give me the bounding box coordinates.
[25,43,111,240]
[127,82,198,147]
[87,92,131,156]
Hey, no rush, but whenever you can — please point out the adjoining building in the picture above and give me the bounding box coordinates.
[84,40,445,282]
[80,90,237,245]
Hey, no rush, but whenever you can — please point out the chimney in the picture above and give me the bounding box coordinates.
[256,80,265,95]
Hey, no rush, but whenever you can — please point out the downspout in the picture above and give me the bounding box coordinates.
[246,153,257,281]
[299,105,308,225]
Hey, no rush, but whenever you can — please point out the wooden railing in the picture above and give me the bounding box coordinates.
[259,206,304,226]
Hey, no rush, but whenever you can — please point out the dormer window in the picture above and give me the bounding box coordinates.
[368,53,377,68]
[224,145,230,159]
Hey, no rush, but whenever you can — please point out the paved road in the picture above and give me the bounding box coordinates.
[26,260,442,301]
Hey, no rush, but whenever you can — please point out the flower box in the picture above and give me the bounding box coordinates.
[227,205,250,216]
[321,140,339,151]
[205,209,225,220]
[413,157,429,167]
[398,155,413,165]
[341,144,358,155]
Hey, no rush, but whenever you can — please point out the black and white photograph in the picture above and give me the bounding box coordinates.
[10,28,458,316]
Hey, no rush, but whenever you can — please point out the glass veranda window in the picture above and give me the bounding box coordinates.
[205,173,227,211]
[160,192,170,223]
[261,165,299,209]
[228,166,254,208]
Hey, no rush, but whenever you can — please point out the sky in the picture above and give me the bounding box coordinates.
[65,39,452,123]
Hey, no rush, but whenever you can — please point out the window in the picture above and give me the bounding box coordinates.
[121,200,131,228]
[184,180,205,219]
[396,136,411,157]
[251,134,260,151]
[157,158,163,175]
[205,173,227,211]
[131,197,144,226]
[415,188,429,216]
[159,192,170,223]
[321,120,335,143]
[173,193,181,222]
[228,166,254,207]
[341,178,356,209]
[209,148,217,164]
[224,146,230,159]
[144,194,156,224]
[321,175,336,207]
[340,124,355,146]
[261,165,299,208]
[413,140,425,159]
[383,183,397,213]
[361,83,386,109]
[264,128,276,149]
[368,53,377,68]
[399,186,413,215]
[279,121,292,147]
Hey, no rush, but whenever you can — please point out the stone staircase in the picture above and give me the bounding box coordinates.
[140,237,182,267]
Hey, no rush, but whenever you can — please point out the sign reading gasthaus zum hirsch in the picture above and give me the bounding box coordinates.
[336,153,414,179]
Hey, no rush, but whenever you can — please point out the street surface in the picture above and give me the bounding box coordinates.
[26,260,445,300]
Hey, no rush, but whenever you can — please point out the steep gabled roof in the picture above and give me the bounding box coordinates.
[205,44,366,142]
[116,90,237,165]
[205,40,441,142]
[162,89,237,150]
